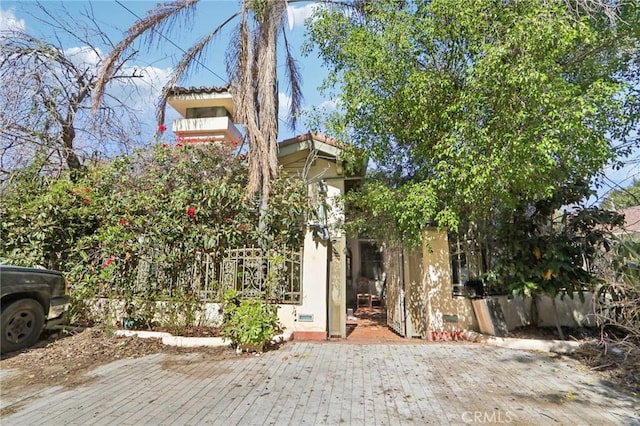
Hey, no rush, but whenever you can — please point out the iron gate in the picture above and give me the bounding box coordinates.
[385,244,406,337]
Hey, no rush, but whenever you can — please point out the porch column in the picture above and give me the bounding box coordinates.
[328,233,347,338]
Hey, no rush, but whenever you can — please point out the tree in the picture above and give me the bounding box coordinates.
[309,0,639,326]
[309,0,638,233]
[0,4,146,182]
[92,0,305,230]
[601,179,640,210]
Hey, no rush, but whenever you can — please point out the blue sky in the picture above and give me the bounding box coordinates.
[0,0,332,142]
[1,1,637,201]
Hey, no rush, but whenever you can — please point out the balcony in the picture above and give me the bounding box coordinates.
[172,117,243,145]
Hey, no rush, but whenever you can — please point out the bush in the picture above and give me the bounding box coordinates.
[597,238,640,340]
[1,143,307,324]
[220,290,280,351]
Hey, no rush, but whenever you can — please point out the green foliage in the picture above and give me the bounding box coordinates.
[601,179,640,210]
[158,290,203,336]
[0,166,100,270]
[220,289,280,349]
[612,239,640,285]
[308,0,638,245]
[344,176,458,246]
[489,193,624,299]
[123,292,160,330]
[0,143,306,323]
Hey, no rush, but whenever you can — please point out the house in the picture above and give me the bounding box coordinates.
[166,86,477,340]
[613,205,640,240]
[167,85,242,146]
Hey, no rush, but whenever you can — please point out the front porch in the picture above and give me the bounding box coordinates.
[344,305,405,343]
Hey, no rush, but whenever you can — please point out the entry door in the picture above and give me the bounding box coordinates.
[385,245,406,337]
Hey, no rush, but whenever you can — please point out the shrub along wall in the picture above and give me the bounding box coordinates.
[0,143,307,325]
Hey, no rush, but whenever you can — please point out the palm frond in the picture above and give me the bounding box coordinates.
[282,29,303,131]
[255,2,284,186]
[233,8,262,197]
[156,11,240,126]
[92,0,199,111]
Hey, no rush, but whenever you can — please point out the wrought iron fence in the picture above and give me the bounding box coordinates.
[220,247,302,303]
[105,246,302,304]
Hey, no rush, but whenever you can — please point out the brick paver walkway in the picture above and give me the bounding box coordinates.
[346,306,406,343]
[1,342,637,425]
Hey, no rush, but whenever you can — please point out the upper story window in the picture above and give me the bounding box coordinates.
[185,106,230,119]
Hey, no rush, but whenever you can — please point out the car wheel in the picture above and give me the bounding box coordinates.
[1,299,45,354]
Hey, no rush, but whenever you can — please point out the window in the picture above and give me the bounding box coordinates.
[450,235,487,297]
[450,237,468,285]
[185,106,230,119]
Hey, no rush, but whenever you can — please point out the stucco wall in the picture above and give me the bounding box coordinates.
[421,229,477,335]
[279,145,346,338]
[278,230,328,335]
[478,293,597,334]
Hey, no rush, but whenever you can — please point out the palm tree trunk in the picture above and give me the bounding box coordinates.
[246,1,284,248]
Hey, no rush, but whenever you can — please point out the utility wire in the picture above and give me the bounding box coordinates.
[115,0,296,132]
[114,0,227,84]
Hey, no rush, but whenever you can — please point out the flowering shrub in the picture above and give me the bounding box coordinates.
[0,143,307,323]
[0,164,101,270]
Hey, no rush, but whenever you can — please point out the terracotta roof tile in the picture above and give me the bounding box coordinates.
[169,85,230,95]
[278,132,339,148]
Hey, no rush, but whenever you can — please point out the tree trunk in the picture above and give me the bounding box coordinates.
[62,123,83,181]
[551,296,565,340]
[531,294,539,327]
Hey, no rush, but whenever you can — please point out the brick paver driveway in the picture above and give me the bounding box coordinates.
[1,342,638,425]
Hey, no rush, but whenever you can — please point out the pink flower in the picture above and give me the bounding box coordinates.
[238,225,245,233]
[157,124,167,133]
[225,216,234,224]
[187,206,196,218]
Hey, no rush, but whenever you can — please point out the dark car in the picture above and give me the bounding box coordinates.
[0,265,70,353]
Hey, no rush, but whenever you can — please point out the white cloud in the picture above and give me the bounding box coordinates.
[0,8,26,32]
[287,3,321,29]
[279,92,293,122]
[317,98,337,112]
[108,64,173,115]
[64,46,103,67]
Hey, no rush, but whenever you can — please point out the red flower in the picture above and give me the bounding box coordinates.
[162,143,168,148]
[119,218,127,226]
[103,254,115,268]
[238,225,245,233]
[176,143,183,148]
[83,198,91,205]
[187,206,196,218]
[225,216,234,224]
[157,124,167,133]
